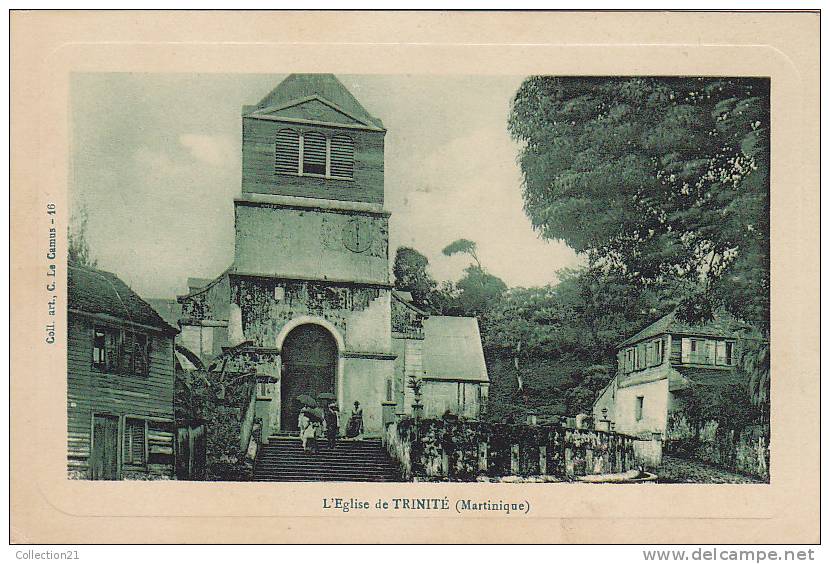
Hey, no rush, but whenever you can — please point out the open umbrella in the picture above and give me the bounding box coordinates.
[295,394,317,408]
[303,408,324,423]
[317,392,336,402]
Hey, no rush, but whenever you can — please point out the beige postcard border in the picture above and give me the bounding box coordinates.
[10,11,819,544]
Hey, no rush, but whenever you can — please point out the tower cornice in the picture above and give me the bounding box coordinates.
[234,193,390,217]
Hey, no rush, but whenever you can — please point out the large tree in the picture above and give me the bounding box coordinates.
[392,246,438,309]
[442,239,506,317]
[508,77,769,333]
[480,267,665,419]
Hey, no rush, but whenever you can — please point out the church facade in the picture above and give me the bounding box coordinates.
[175,74,489,437]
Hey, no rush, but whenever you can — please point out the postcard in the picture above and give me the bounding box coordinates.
[10,10,819,544]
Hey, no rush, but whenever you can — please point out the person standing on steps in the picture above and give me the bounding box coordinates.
[324,403,339,449]
[299,406,321,453]
[346,400,364,439]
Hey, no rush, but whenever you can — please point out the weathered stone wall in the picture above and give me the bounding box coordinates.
[666,413,770,480]
[232,276,391,354]
[385,418,641,481]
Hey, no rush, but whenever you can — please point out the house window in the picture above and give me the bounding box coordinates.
[92,326,119,372]
[121,331,150,375]
[652,339,663,365]
[386,379,393,402]
[92,327,149,375]
[274,129,355,179]
[274,128,300,173]
[635,396,644,421]
[123,418,146,466]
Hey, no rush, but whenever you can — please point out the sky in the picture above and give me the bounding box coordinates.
[70,73,582,299]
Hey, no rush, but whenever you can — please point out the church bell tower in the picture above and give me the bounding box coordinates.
[231,74,394,435]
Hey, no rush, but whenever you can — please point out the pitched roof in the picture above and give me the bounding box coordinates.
[392,289,429,317]
[422,316,489,383]
[68,265,178,335]
[145,298,183,328]
[251,74,384,128]
[619,311,740,348]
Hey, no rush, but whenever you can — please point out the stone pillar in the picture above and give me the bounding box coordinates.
[539,446,547,475]
[510,444,520,475]
[651,431,664,468]
[565,447,574,478]
[478,442,488,472]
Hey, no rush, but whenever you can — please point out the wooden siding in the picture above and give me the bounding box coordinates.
[67,313,175,478]
[241,118,385,204]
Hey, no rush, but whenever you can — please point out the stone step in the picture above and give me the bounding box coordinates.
[253,437,401,482]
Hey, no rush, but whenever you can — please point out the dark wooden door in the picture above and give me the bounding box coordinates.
[280,325,337,431]
[91,414,119,480]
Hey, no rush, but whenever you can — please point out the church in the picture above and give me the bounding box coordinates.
[173,74,489,437]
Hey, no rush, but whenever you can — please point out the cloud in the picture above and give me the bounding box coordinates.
[178,133,236,167]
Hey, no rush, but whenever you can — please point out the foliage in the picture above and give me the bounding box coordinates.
[175,368,258,480]
[508,76,770,333]
[407,372,424,406]
[678,379,762,432]
[442,238,482,268]
[392,246,439,310]
[479,266,667,420]
[736,337,770,408]
[438,238,506,317]
[454,265,507,317]
[68,204,97,267]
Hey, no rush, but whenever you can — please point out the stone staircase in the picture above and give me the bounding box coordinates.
[253,436,403,482]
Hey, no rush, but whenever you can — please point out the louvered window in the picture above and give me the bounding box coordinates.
[275,128,300,173]
[330,134,354,178]
[123,418,146,466]
[302,131,327,175]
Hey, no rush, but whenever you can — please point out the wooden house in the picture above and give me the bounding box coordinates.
[67,264,179,480]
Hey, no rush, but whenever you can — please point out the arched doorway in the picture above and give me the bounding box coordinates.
[280,323,338,431]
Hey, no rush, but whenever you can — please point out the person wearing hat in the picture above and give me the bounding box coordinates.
[323,402,340,450]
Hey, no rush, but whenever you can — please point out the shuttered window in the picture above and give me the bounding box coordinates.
[302,131,327,175]
[275,128,300,173]
[92,326,120,372]
[330,134,354,178]
[275,129,354,180]
[133,333,149,375]
[123,418,146,466]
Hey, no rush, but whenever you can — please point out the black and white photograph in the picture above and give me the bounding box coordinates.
[67,72,770,484]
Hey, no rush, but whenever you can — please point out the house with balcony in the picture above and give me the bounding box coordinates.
[593,311,743,438]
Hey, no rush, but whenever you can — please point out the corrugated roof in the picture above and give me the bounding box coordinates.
[619,311,740,348]
[68,265,178,334]
[422,316,489,383]
[252,74,384,128]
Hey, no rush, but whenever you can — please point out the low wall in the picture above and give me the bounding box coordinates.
[666,414,769,480]
[385,417,652,481]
